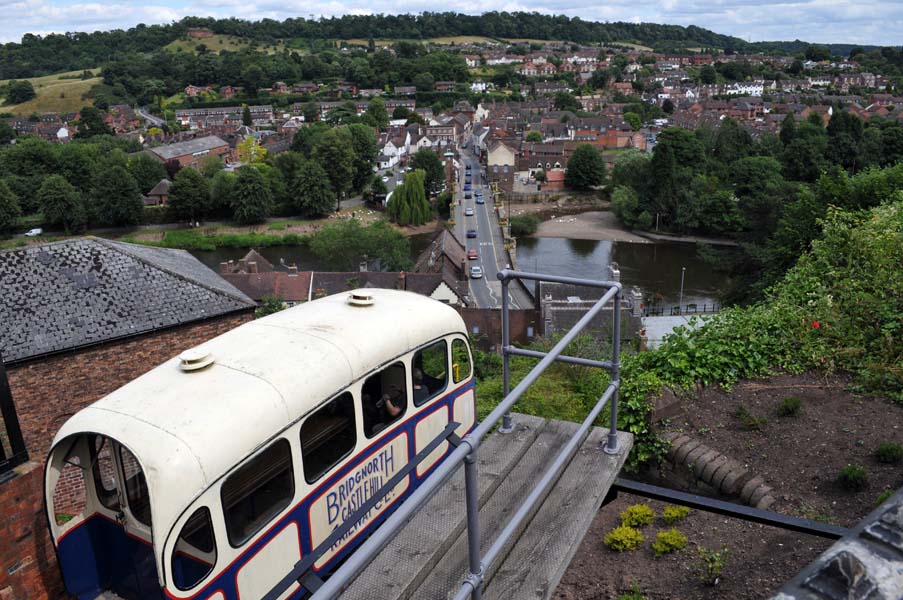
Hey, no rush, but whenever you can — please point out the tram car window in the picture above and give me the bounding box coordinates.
[452,339,473,383]
[221,439,295,547]
[362,362,407,437]
[120,446,152,526]
[172,507,218,590]
[413,340,448,406]
[301,392,357,483]
[89,435,120,511]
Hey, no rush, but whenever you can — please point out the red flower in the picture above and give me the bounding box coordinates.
[812,321,821,329]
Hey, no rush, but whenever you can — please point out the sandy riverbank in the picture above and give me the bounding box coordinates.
[533,211,651,243]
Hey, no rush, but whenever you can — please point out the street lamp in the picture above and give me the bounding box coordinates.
[678,267,686,315]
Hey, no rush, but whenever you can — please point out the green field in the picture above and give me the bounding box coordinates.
[166,34,286,55]
[0,69,101,115]
[609,41,654,51]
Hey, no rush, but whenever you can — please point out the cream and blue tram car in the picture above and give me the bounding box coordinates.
[44,289,476,599]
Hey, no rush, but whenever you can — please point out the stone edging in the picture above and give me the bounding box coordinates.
[662,431,777,510]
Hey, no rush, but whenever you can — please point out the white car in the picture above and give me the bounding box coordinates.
[470,266,483,279]
[464,207,474,216]
[381,176,389,183]
[25,228,43,237]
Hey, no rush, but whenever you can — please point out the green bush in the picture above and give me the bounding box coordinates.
[874,442,903,464]
[662,505,691,524]
[735,405,767,430]
[617,583,647,600]
[620,503,655,527]
[694,547,729,585]
[604,525,644,552]
[509,214,540,237]
[875,489,894,506]
[837,464,869,491]
[652,528,688,556]
[776,396,803,417]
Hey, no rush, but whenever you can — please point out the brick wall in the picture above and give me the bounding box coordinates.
[458,308,539,351]
[0,311,252,600]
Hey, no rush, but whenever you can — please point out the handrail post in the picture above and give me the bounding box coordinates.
[463,452,483,600]
[499,277,513,433]
[604,289,621,455]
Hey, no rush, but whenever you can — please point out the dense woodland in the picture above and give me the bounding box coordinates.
[610,113,903,303]
[5,12,901,82]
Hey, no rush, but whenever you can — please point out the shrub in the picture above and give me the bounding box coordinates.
[652,528,688,556]
[735,405,767,430]
[509,214,541,237]
[874,442,903,464]
[776,396,803,417]
[604,525,644,552]
[837,464,869,491]
[694,547,729,585]
[875,489,894,506]
[620,503,655,527]
[662,505,691,524]
[617,583,647,600]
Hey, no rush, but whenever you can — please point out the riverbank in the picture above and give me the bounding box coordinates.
[531,210,739,246]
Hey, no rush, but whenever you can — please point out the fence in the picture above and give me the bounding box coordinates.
[265,269,624,600]
[642,302,721,317]
[0,352,28,482]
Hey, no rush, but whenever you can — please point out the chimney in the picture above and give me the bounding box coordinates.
[219,261,230,274]
[248,261,258,274]
[398,271,406,290]
[359,260,368,273]
[238,259,247,273]
[287,265,298,276]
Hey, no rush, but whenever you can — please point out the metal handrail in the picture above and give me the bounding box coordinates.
[303,269,623,599]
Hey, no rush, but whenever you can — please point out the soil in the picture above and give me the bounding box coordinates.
[532,210,649,243]
[554,372,903,599]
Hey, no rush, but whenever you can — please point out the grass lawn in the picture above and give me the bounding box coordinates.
[0,69,101,115]
[166,34,285,55]
[609,41,654,51]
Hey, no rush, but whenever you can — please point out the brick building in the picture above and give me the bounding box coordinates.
[147,135,230,169]
[0,238,255,599]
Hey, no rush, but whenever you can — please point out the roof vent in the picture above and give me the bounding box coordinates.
[348,291,375,307]
[179,348,215,372]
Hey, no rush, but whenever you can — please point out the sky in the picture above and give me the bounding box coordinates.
[1,0,902,46]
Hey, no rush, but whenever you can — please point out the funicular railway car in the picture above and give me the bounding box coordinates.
[44,289,476,600]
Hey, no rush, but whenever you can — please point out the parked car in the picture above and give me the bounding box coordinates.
[466,229,477,238]
[381,176,389,182]
[464,207,474,216]
[470,266,483,278]
[464,193,472,199]
[475,196,485,204]
[463,184,471,191]
[25,228,43,237]
[467,249,478,260]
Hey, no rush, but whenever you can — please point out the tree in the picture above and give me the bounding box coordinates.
[290,121,329,157]
[387,170,430,226]
[128,153,167,194]
[623,112,642,131]
[779,113,797,147]
[805,44,832,62]
[199,154,224,178]
[882,127,903,167]
[392,105,410,120]
[6,80,36,104]
[713,118,753,164]
[826,111,864,171]
[661,98,675,114]
[699,65,717,85]
[237,136,267,164]
[366,97,389,130]
[553,91,581,112]
[0,180,21,234]
[302,102,319,123]
[410,148,445,195]
[165,159,182,180]
[210,171,237,214]
[231,167,272,224]
[292,159,334,216]
[0,122,16,145]
[414,72,435,92]
[565,144,606,191]
[314,128,355,209]
[525,131,543,143]
[242,105,252,127]
[75,107,113,139]
[91,166,142,226]
[168,168,211,223]
[39,175,86,233]
[309,218,411,271]
[534,169,547,183]
[782,122,827,182]
[346,124,379,193]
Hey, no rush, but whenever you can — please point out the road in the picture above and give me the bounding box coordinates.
[137,107,165,127]
[453,148,530,310]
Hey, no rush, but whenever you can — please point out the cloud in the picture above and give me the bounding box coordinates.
[0,0,900,45]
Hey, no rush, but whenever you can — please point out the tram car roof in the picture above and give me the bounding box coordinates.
[52,288,467,537]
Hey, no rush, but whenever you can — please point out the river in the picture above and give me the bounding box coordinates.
[516,237,728,309]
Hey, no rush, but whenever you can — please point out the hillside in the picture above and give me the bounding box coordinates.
[165,34,286,55]
[0,69,101,115]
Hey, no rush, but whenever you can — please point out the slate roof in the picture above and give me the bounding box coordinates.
[0,238,255,364]
[148,136,228,161]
